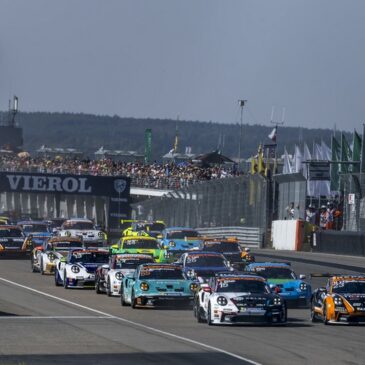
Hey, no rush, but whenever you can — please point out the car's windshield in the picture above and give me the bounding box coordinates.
[0,229,24,238]
[217,279,270,294]
[252,267,296,280]
[123,239,159,249]
[22,224,49,233]
[167,230,199,239]
[70,252,109,264]
[203,242,240,253]
[332,281,365,294]
[63,222,94,230]
[139,267,185,280]
[185,254,226,268]
[116,258,153,269]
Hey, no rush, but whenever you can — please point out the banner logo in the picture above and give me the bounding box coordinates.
[114,179,127,194]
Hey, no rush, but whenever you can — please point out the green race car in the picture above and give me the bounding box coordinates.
[110,236,167,263]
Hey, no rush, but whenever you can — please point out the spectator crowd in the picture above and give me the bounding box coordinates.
[0,154,241,190]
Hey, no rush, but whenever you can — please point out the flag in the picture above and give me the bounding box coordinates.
[330,135,341,191]
[321,141,331,161]
[144,129,152,164]
[257,145,265,174]
[352,130,362,173]
[314,143,323,160]
[341,133,352,174]
[268,126,277,142]
[361,124,365,173]
[283,148,292,174]
[250,156,257,175]
[293,145,303,173]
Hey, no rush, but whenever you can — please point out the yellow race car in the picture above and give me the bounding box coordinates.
[311,274,365,324]
[121,220,165,238]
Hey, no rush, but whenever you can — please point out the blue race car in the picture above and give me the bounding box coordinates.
[159,227,203,262]
[121,263,197,308]
[18,221,53,250]
[177,251,233,282]
[245,262,311,307]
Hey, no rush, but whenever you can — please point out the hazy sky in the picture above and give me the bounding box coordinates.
[1,0,364,131]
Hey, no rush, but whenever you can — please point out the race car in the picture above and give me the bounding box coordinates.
[311,274,365,324]
[121,263,197,308]
[31,236,83,274]
[159,227,203,262]
[177,251,233,281]
[55,249,109,288]
[110,236,167,262]
[122,220,166,238]
[0,216,10,225]
[194,273,287,325]
[199,238,254,270]
[18,220,52,250]
[95,253,154,296]
[0,225,26,255]
[58,218,107,248]
[245,262,311,307]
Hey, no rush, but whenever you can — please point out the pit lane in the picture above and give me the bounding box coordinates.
[0,255,364,365]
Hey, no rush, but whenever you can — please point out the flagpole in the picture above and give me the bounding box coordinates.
[238,99,247,168]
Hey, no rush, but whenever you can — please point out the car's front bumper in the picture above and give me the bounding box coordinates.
[213,308,285,324]
[135,294,194,306]
[66,276,95,288]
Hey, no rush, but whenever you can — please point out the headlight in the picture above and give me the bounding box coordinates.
[299,283,307,291]
[98,231,104,238]
[169,241,176,247]
[217,296,228,306]
[115,272,123,280]
[140,282,149,291]
[65,231,71,237]
[273,297,282,305]
[334,296,343,306]
[71,265,80,273]
[164,251,171,257]
[48,253,56,261]
[190,283,198,292]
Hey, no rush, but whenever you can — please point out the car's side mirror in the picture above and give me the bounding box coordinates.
[318,287,327,293]
[269,284,281,294]
[201,284,212,293]
[299,274,306,280]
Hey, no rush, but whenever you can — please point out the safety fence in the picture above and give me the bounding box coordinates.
[132,174,270,243]
[313,230,365,256]
[197,226,263,247]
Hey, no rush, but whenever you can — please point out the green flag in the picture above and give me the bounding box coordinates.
[341,133,352,174]
[330,135,341,191]
[361,124,365,173]
[352,130,362,173]
[144,129,152,164]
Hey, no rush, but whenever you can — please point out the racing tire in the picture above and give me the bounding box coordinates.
[207,303,213,326]
[95,278,102,294]
[131,290,137,309]
[121,290,129,307]
[63,271,68,289]
[279,305,288,324]
[310,301,320,323]
[194,299,205,323]
[107,278,112,297]
[31,258,38,273]
[55,271,61,286]
[40,259,44,275]
[322,304,329,325]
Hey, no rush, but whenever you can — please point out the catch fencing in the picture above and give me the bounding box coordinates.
[132,174,270,246]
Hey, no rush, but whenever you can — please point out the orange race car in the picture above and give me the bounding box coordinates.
[311,274,365,324]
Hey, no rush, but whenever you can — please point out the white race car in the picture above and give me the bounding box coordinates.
[55,249,109,288]
[95,254,155,296]
[58,218,107,248]
[32,236,83,274]
[194,273,287,325]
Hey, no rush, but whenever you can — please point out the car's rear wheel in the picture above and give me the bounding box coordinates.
[121,288,128,306]
[55,271,61,286]
[194,298,205,323]
[40,259,44,275]
[131,290,137,309]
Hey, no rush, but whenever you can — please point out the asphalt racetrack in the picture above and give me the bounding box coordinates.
[0,253,364,365]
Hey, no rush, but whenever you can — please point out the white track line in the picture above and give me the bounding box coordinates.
[0,316,111,319]
[0,277,261,365]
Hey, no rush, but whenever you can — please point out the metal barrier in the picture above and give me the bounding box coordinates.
[197,226,263,247]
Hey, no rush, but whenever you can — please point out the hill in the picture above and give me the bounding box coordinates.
[1,111,341,161]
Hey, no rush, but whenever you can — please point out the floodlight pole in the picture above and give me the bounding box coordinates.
[238,99,247,166]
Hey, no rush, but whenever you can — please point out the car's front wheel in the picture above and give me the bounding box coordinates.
[63,271,68,289]
[55,271,61,286]
[95,277,102,294]
[107,278,112,297]
[310,300,320,322]
[131,290,137,309]
[322,303,329,325]
[207,303,213,326]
